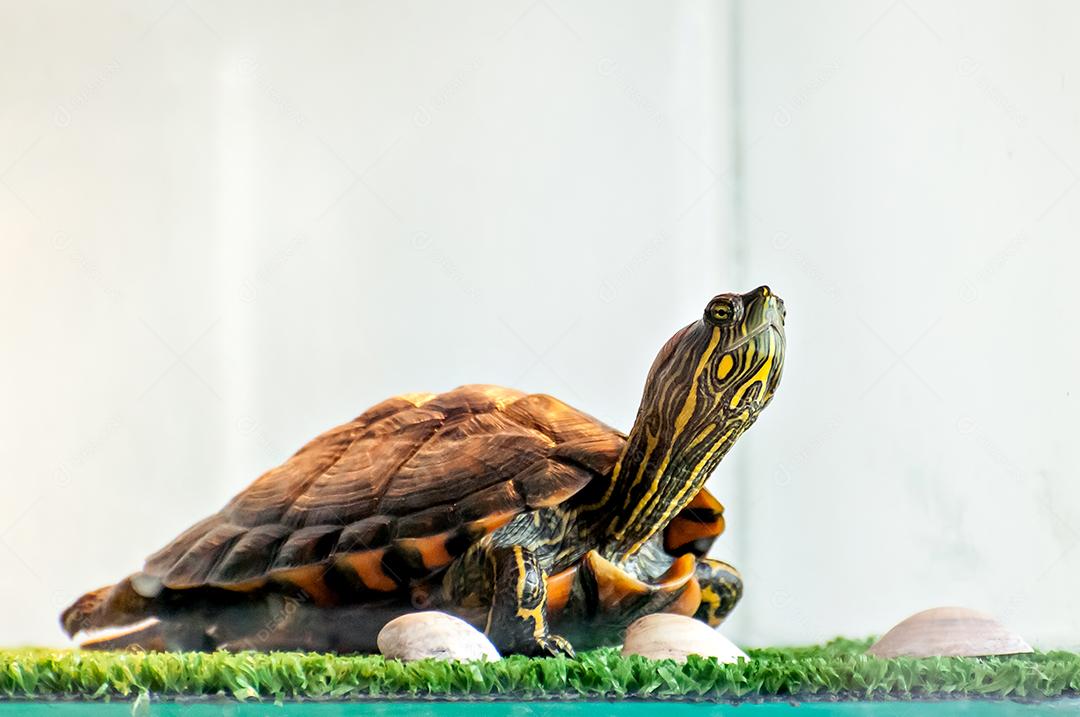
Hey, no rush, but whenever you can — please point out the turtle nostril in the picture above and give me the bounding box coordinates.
[741,286,772,303]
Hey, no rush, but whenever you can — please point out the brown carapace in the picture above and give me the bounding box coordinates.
[62,287,785,655]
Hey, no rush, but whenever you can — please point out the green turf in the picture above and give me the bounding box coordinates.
[2,639,1079,702]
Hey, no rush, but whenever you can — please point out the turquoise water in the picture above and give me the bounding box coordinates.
[2,701,1079,716]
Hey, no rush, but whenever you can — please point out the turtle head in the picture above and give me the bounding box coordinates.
[696,285,786,410]
[601,286,785,558]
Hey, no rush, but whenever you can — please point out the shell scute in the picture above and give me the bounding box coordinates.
[424,384,525,416]
[143,514,221,577]
[503,393,616,442]
[163,523,249,589]
[206,523,292,585]
[226,418,368,526]
[513,458,593,508]
[393,504,457,539]
[138,384,620,595]
[551,433,626,475]
[282,411,445,527]
[271,524,343,571]
[454,480,525,523]
[336,516,393,553]
[379,412,550,515]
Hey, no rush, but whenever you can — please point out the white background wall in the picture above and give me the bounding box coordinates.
[731,0,1080,649]
[2,0,1078,649]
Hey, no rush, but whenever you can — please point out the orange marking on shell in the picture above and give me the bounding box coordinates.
[215,577,268,592]
[272,564,336,606]
[468,511,517,535]
[339,550,398,592]
[546,565,578,614]
[398,536,455,571]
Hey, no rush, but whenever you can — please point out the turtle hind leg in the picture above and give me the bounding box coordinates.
[60,577,153,638]
[485,546,573,657]
[693,558,742,626]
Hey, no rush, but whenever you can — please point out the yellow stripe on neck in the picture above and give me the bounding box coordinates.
[716,354,734,379]
[616,327,721,551]
[729,330,774,409]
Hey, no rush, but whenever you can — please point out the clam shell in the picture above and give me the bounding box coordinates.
[867,606,1033,658]
[377,611,500,662]
[621,613,748,663]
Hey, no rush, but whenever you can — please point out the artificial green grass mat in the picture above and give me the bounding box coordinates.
[3,639,1080,702]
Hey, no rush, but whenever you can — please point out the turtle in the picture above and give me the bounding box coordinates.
[61,286,786,656]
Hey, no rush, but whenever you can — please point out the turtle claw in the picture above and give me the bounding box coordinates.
[535,633,575,658]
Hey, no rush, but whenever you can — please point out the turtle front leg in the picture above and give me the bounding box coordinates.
[693,558,742,626]
[485,545,574,657]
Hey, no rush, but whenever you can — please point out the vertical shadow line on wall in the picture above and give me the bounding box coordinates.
[727,0,753,640]
[729,0,747,281]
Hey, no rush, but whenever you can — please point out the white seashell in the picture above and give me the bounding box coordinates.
[621,613,748,663]
[867,606,1033,658]
[377,611,500,662]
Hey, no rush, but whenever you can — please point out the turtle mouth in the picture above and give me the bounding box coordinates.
[767,313,786,345]
[717,295,786,352]
[735,289,785,351]
[722,312,785,354]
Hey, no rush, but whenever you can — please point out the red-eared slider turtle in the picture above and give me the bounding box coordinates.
[62,287,786,655]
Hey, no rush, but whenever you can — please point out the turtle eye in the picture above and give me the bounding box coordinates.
[706,299,737,324]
